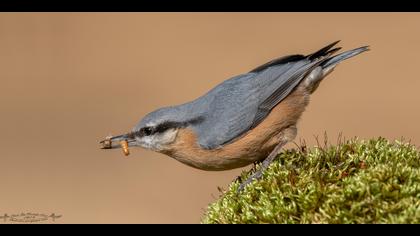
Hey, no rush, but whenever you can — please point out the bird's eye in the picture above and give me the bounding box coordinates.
[142,127,154,136]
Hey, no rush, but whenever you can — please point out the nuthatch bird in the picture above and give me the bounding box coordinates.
[100,41,369,191]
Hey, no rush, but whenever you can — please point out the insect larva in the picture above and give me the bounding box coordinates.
[120,140,130,156]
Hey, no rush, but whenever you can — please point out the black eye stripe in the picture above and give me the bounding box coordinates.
[156,121,178,132]
[137,116,204,137]
[138,123,180,136]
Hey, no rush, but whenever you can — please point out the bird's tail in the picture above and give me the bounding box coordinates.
[321,45,370,68]
[303,42,370,94]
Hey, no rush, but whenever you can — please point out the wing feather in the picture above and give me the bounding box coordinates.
[195,42,343,149]
[250,58,328,129]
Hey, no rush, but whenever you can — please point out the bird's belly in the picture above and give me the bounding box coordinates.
[162,131,268,171]
[162,124,297,171]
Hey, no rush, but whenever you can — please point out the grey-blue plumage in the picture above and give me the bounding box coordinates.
[135,42,369,150]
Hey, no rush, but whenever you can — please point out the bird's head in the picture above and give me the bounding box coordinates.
[100,106,203,152]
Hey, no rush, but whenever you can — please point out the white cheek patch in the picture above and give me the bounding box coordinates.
[136,129,179,151]
[157,129,178,146]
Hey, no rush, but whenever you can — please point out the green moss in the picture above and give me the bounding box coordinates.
[202,137,420,224]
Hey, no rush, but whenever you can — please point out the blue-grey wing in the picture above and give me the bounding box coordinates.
[194,58,324,149]
[190,41,353,149]
[193,73,260,149]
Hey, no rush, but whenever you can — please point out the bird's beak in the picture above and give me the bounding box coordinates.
[99,133,137,154]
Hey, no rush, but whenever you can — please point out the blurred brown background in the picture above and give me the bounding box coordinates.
[0,13,419,223]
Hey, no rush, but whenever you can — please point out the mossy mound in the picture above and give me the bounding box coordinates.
[202,137,420,224]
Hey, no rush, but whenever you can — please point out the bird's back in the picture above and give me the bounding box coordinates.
[189,41,369,150]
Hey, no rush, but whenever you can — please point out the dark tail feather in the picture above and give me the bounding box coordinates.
[321,46,370,68]
[325,47,342,56]
[307,40,341,60]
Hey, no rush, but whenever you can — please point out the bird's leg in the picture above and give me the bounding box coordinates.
[237,140,287,193]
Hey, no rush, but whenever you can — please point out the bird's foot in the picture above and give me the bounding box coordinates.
[237,141,286,193]
[234,160,264,186]
[251,160,262,171]
[237,166,265,193]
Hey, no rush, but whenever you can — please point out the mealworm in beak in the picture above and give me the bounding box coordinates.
[120,140,130,156]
